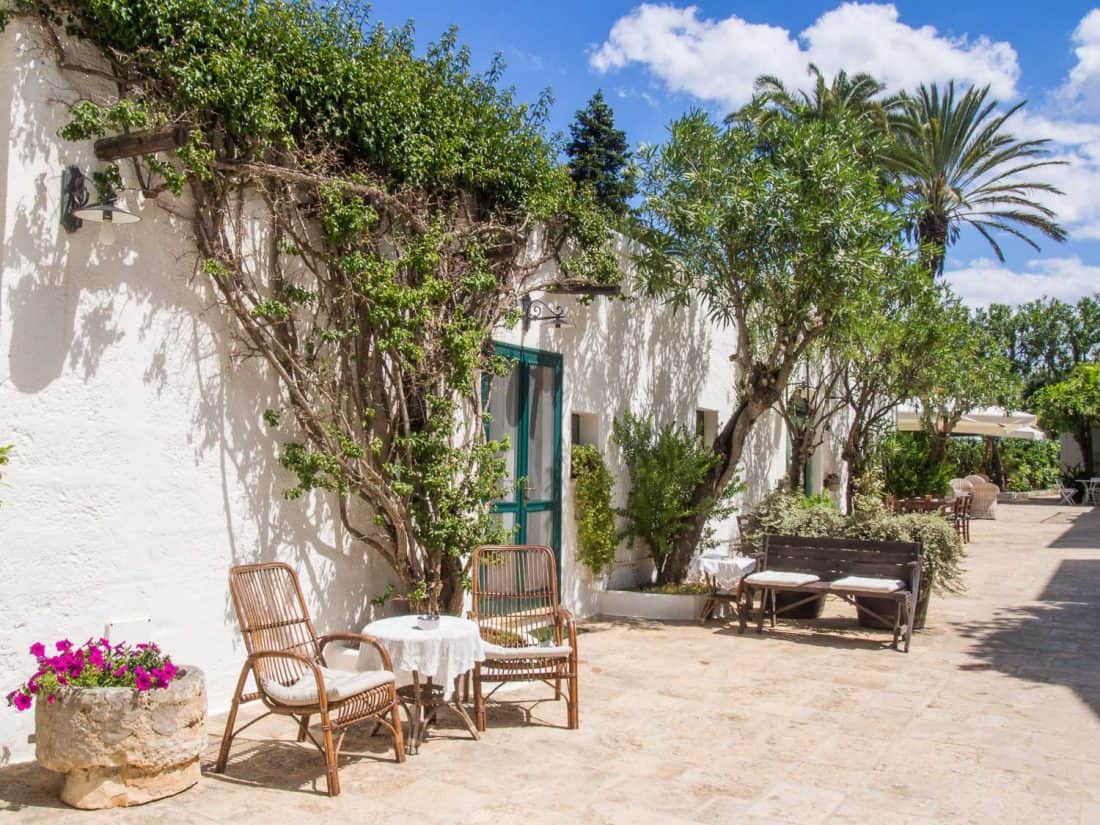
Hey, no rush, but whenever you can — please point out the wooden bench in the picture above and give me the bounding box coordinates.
[738,535,923,652]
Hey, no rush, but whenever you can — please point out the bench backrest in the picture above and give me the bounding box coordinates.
[761,535,922,591]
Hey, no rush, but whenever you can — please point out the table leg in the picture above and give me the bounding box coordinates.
[407,671,422,755]
[451,676,480,741]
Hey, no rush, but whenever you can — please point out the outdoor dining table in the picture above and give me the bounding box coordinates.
[687,551,757,621]
[897,497,950,513]
[1077,478,1100,505]
[359,614,484,755]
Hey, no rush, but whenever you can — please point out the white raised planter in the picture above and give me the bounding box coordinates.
[35,666,206,809]
[599,589,708,621]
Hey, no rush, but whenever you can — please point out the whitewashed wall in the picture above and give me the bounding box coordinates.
[0,20,792,763]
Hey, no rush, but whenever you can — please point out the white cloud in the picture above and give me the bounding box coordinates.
[590,2,1020,110]
[1015,113,1100,240]
[945,257,1100,307]
[1057,8,1100,114]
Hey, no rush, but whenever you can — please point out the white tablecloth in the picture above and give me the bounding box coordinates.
[686,553,757,592]
[359,615,484,700]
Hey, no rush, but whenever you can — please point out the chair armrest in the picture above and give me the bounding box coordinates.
[317,633,395,672]
[555,607,578,649]
[246,650,329,710]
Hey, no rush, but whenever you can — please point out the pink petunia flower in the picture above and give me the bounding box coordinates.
[55,639,73,653]
[29,642,45,659]
[12,692,32,711]
[134,667,152,692]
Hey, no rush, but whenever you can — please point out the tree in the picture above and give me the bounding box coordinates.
[1031,363,1100,477]
[21,0,618,612]
[565,90,635,215]
[777,345,846,495]
[743,63,897,132]
[836,276,947,504]
[889,82,1068,276]
[634,109,911,583]
[916,302,1021,464]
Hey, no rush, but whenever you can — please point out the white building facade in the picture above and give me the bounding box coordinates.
[0,20,846,762]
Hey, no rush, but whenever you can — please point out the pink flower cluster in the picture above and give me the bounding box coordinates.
[6,638,180,712]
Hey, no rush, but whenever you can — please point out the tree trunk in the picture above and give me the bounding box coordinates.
[656,396,768,585]
[927,430,950,465]
[986,436,1005,488]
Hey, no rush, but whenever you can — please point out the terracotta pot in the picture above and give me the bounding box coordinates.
[35,666,206,809]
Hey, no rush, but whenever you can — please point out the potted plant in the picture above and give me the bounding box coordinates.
[6,638,205,809]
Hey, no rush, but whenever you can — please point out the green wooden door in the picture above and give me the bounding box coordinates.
[484,343,563,575]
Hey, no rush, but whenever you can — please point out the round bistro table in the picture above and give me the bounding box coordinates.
[359,614,484,754]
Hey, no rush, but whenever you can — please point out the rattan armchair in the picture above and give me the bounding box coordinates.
[215,562,405,796]
[965,475,1000,519]
[469,545,579,731]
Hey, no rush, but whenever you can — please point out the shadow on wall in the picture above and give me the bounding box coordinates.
[2,25,396,644]
[953,527,1100,719]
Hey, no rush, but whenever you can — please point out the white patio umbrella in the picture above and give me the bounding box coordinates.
[895,405,1045,440]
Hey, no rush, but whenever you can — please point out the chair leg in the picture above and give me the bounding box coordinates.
[892,601,902,650]
[296,713,311,742]
[473,665,487,732]
[567,663,579,730]
[555,673,562,701]
[739,587,751,634]
[214,662,251,773]
[319,709,340,797]
[390,695,406,763]
[769,590,777,628]
[756,589,767,634]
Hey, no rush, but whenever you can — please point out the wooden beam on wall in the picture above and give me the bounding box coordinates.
[94,126,191,162]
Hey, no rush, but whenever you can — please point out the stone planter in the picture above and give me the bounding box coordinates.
[599,588,709,621]
[35,666,206,809]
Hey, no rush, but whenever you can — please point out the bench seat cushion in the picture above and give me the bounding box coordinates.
[829,576,906,593]
[744,571,820,587]
[483,641,573,660]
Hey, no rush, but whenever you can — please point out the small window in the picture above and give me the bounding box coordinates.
[571,412,598,446]
[696,409,718,446]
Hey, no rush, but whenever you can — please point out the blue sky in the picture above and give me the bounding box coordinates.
[366,1,1100,306]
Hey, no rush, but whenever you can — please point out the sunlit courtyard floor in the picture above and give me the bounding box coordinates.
[3,501,1100,824]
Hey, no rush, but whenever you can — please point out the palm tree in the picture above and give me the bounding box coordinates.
[890,81,1067,276]
[735,63,899,131]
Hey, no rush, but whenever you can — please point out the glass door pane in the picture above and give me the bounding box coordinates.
[486,367,520,503]
[526,363,557,503]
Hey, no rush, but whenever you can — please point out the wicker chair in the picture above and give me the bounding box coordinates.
[470,545,579,731]
[948,478,973,501]
[965,474,1000,519]
[940,494,972,543]
[215,562,405,796]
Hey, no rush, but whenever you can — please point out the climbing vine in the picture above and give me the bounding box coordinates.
[5,0,618,611]
[570,444,617,575]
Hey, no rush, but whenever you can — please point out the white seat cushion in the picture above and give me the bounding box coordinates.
[830,576,906,593]
[261,666,394,707]
[744,571,820,587]
[483,641,573,660]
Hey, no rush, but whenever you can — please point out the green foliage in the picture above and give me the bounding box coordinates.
[565,90,635,215]
[570,444,618,575]
[746,487,966,596]
[1000,439,1061,492]
[889,82,1067,276]
[13,0,620,611]
[1031,363,1100,434]
[612,413,737,578]
[876,431,953,498]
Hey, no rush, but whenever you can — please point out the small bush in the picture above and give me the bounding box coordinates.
[877,431,952,498]
[571,444,618,575]
[612,413,737,579]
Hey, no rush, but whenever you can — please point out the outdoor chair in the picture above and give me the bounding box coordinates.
[215,562,405,796]
[948,478,973,501]
[469,545,579,731]
[940,494,972,543]
[1057,482,1078,505]
[965,475,1000,519]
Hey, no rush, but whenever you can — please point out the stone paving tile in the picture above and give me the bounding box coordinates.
[1,501,1098,824]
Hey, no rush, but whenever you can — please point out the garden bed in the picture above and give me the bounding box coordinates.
[599,583,710,621]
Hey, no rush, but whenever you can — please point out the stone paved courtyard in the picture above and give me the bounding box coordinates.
[2,502,1099,824]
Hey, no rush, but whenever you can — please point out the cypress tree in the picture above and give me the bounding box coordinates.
[566,90,635,215]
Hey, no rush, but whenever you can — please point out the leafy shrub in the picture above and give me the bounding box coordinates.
[612,413,737,579]
[1000,439,1060,491]
[877,431,952,498]
[571,444,618,575]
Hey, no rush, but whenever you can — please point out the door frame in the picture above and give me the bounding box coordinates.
[483,342,564,581]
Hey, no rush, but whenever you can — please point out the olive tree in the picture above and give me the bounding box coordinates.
[633,110,912,583]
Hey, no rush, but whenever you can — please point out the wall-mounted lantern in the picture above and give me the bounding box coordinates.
[521,294,570,332]
[61,165,140,245]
